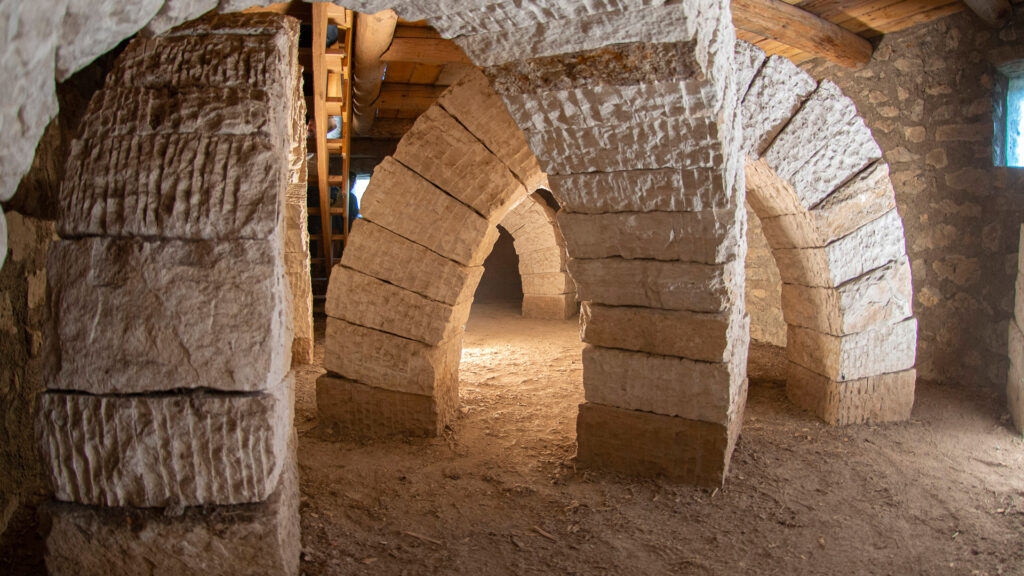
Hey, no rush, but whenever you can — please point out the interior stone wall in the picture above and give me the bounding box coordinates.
[745,204,786,347]
[802,10,1024,390]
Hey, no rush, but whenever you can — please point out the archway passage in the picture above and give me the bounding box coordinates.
[735,41,917,425]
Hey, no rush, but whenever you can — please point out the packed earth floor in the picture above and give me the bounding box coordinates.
[3,302,1023,575]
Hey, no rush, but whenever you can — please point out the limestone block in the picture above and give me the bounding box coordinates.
[286,266,313,366]
[744,157,803,218]
[811,162,897,243]
[521,271,574,295]
[786,317,918,382]
[583,344,746,425]
[324,317,461,397]
[734,40,767,100]
[342,220,484,306]
[317,374,454,438]
[361,157,498,266]
[569,258,742,313]
[435,68,542,185]
[581,302,749,363]
[41,445,300,576]
[788,115,882,209]
[1007,320,1024,433]
[511,219,564,256]
[59,134,287,241]
[522,294,577,320]
[786,362,915,425]
[551,166,737,214]
[773,209,907,288]
[558,209,743,264]
[500,196,554,235]
[782,257,913,336]
[37,376,293,508]
[57,0,165,80]
[47,237,289,394]
[740,55,816,157]
[518,246,567,275]
[576,400,743,487]
[325,265,472,346]
[394,106,524,221]
[143,0,220,36]
[763,81,859,182]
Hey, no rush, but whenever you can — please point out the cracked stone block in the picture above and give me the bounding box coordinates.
[809,162,897,244]
[361,157,498,267]
[788,115,882,210]
[569,257,742,313]
[786,317,918,382]
[558,209,743,264]
[781,257,913,336]
[41,441,300,576]
[786,362,915,425]
[581,302,748,363]
[342,219,483,306]
[740,54,816,158]
[316,373,455,438]
[325,265,472,346]
[583,344,746,425]
[522,294,577,319]
[550,166,736,214]
[46,237,289,394]
[37,375,293,508]
[324,317,461,397]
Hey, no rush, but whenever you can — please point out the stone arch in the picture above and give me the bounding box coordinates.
[498,191,578,320]
[735,41,917,425]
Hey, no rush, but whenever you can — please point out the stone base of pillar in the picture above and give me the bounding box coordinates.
[291,337,315,366]
[41,437,300,576]
[786,361,916,425]
[316,373,456,438]
[575,402,743,487]
[522,293,577,320]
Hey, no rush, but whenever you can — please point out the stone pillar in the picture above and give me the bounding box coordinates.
[37,14,300,575]
[465,1,748,486]
[285,66,314,365]
[1009,225,1024,433]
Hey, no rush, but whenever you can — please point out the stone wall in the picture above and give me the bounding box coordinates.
[745,204,785,347]
[802,10,1024,390]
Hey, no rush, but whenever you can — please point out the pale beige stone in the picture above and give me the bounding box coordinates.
[143,0,219,36]
[786,317,918,382]
[511,219,564,256]
[521,271,575,295]
[786,362,915,425]
[518,246,567,275]
[57,0,164,80]
[788,115,882,209]
[550,166,736,214]
[740,54,816,157]
[810,161,897,242]
[324,318,461,397]
[744,157,803,218]
[569,257,742,313]
[581,302,748,363]
[500,195,554,235]
[342,219,483,306]
[37,375,293,508]
[522,294,577,319]
[47,237,290,394]
[325,265,472,346]
[361,157,498,266]
[734,40,767,100]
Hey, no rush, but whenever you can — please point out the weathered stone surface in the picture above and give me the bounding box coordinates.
[550,166,736,214]
[734,40,767,100]
[1007,319,1024,433]
[576,399,743,488]
[744,157,803,218]
[773,209,907,288]
[37,376,293,508]
[569,258,742,313]
[47,237,289,394]
[41,445,300,576]
[583,344,746,425]
[324,317,461,397]
[786,362,915,425]
[285,202,313,366]
[316,373,454,438]
[325,265,472,346]
[522,294,577,320]
[786,317,918,382]
[521,271,574,295]
[740,54,816,157]
[746,205,787,346]
[781,257,913,336]
[788,115,882,209]
[500,196,554,235]
[811,162,897,242]
[361,157,498,266]
[394,106,524,221]
[581,302,749,363]
[558,209,743,264]
[143,0,219,36]
[510,219,563,256]
[57,0,164,80]
[518,246,567,275]
[343,219,483,306]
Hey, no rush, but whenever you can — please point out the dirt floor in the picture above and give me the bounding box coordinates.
[3,301,1023,575]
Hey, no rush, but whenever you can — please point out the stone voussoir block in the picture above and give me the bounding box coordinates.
[316,373,455,438]
[517,245,567,276]
[522,293,578,319]
[786,362,915,425]
[46,237,290,394]
[37,374,294,508]
[550,166,736,214]
[740,54,816,158]
[521,271,575,295]
[786,316,918,382]
[810,161,897,242]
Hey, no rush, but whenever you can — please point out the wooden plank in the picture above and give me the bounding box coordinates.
[365,118,416,139]
[394,24,443,38]
[342,9,354,240]
[796,0,963,36]
[312,2,333,271]
[732,0,873,68]
[380,37,472,65]
[377,83,447,112]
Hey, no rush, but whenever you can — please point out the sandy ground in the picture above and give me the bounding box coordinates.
[3,301,1023,575]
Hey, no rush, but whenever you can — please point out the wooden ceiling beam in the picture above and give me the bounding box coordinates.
[380,37,472,66]
[962,0,1012,27]
[731,0,874,68]
[377,83,447,111]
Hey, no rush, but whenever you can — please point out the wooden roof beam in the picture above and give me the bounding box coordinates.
[380,37,472,65]
[731,0,874,69]
[963,0,1012,28]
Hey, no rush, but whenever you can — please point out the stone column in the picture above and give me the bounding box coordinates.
[37,14,300,575]
[285,66,314,365]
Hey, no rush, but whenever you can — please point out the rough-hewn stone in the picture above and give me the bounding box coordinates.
[57,0,164,81]
[316,374,454,438]
[46,237,289,394]
[786,362,916,425]
[810,161,897,242]
[37,376,293,508]
[786,317,918,382]
[521,271,575,295]
[518,246,567,276]
[788,115,882,210]
[569,258,742,313]
[143,0,219,36]
[733,40,767,100]
[740,54,816,157]
[522,294,577,320]
[550,166,736,214]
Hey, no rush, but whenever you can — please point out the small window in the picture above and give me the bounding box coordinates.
[996,62,1024,168]
[351,174,372,203]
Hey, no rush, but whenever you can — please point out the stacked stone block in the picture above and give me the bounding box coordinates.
[286,64,314,365]
[317,68,542,436]
[499,193,578,319]
[736,41,917,425]
[474,0,749,486]
[1008,225,1024,434]
[38,14,300,575]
